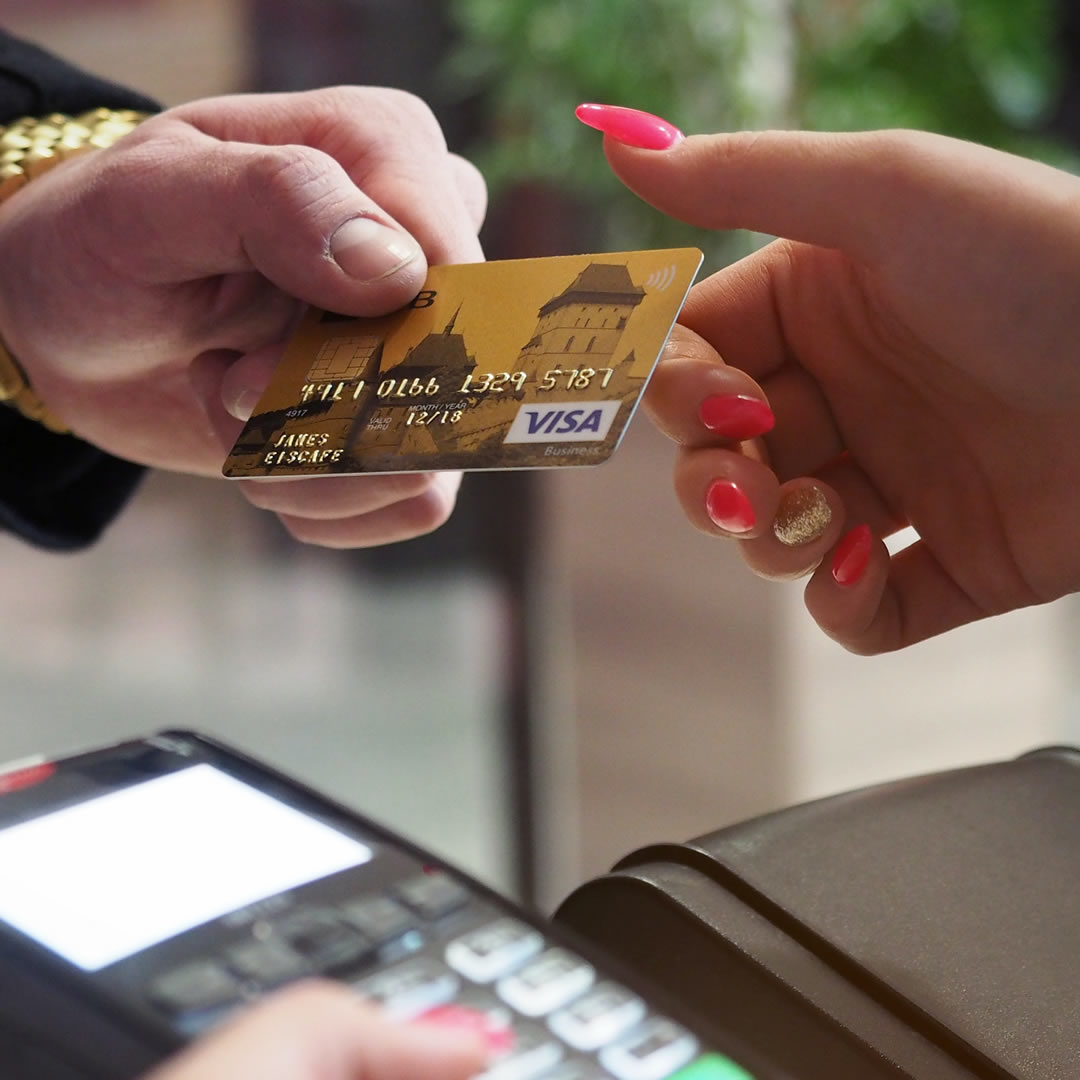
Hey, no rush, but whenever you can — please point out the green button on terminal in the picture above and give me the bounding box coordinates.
[671,1052,757,1080]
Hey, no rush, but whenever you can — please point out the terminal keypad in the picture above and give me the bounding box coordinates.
[145,868,756,1080]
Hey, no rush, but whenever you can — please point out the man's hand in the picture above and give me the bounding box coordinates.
[0,87,487,547]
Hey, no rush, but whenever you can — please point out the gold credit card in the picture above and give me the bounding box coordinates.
[222,248,703,478]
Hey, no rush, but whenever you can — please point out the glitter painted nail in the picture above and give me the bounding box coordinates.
[772,486,832,546]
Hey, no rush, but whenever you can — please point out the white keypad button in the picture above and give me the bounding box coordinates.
[446,918,545,983]
[496,948,595,1017]
[548,982,647,1051]
[599,1017,699,1080]
[353,958,459,1019]
[479,1026,564,1080]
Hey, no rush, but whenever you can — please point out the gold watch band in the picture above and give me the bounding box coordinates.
[0,108,150,435]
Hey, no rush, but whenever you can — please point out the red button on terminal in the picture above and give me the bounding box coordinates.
[416,1004,515,1052]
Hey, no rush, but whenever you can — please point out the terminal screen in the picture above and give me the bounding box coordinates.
[0,764,373,970]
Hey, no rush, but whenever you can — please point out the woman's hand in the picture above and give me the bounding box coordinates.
[590,111,1080,652]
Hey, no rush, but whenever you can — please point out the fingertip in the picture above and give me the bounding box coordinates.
[399,1020,491,1075]
[704,477,758,535]
[675,445,780,541]
[428,470,464,514]
[771,483,835,549]
[645,328,773,449]
[803,526,892,654]
[189,349,247,458]
[733,480,843,583]
[395,473,460,536]
[831,523,874,587]
[699,393,775,440]
[218,345,282,422]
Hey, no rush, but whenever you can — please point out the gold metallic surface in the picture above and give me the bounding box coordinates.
[0,109,149,434]
[22,147,58,179]
[0,109,146,189]
[772,485,832,546]
[0,167,26,202]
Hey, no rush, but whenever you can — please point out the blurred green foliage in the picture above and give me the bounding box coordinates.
[797,0,1065,156]
[444,0,1071,267]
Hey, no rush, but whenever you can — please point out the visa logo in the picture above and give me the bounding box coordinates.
[503,401,622,443]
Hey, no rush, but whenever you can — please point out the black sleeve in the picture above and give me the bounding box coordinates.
[0,28,160,551]
[1050,1,1080,148]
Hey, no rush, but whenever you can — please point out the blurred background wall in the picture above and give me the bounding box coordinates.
[0,0,1078,912]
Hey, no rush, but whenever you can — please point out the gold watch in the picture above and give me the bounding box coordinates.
[0,108,149,435]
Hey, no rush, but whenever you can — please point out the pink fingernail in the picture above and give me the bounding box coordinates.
[705,479,756,534]
[699,394,775,440]
[832,524,873,587]
[575,103,683,150]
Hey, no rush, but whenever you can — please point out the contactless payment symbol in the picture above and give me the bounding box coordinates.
[645,263,679,291]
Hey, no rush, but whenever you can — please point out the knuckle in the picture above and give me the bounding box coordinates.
[700,129,771,183]
[862,127,925,162]
[372,88,445,146]
[449,151,487,192]
[318,86,446,153]
[449,153,488,223]
[243,144,334,215]
[697,130,776,222]
[852,129,937,198]
[73,133,189,277]
[81,134,164,211]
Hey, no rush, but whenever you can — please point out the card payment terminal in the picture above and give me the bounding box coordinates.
[0,730,774,1080]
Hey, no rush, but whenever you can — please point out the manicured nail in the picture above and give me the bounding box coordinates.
[700,394,775,440]
[575,103,683,150]
[705,479,756,533]
[831,524,873,586]
[330,216,422,281]
[773,485,832,547]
